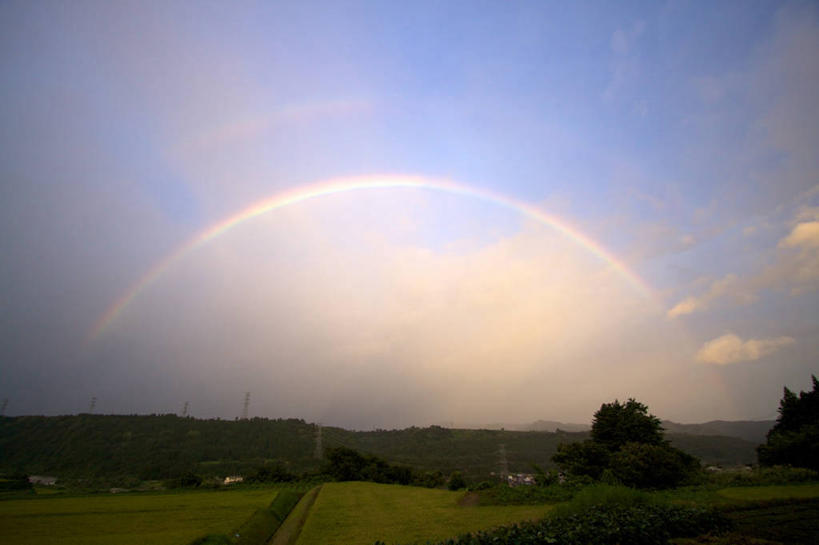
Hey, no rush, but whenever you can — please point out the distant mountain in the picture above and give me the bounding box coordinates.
[520,420,590,433]
[661,420,774,444]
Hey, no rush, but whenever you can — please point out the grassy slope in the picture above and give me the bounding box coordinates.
[295,482,553,545]
[270,486,322,545]
[0,488,278,545]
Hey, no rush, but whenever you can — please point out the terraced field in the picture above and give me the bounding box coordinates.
[294,482,554,545]
[0,488,278,545]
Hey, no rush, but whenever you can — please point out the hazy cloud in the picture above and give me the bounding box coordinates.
[696,333,795,365]
[779,221,819,249]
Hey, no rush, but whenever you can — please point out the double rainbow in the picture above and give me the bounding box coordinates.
[88,174,652,342]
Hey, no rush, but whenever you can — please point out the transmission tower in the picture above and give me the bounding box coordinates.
[88,396,97,414]
[0,398,7,416]
[181,401,189,417]
[498,443,509,484]
[314,423,323,459]
[241,392,250,420]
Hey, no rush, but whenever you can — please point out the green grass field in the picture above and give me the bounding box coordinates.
[294,482,554,545]
[716,483,819,501]
[0,488,279,545]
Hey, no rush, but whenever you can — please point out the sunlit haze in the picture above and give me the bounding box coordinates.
[2,1,817,429]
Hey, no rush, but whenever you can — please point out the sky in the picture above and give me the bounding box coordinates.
[1,1,818,429]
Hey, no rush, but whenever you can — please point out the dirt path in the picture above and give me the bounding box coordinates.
[267,485,322,545]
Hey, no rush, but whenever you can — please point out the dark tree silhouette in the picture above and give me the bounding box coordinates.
[757,376,819,470]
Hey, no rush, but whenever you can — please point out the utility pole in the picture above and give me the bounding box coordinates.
[498,443,509,484]
[88,396,97,414]
[241,392,250,420]
[314,423,323,459]
[181,401,189,417]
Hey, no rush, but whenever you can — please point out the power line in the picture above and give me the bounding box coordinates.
[241,392,250,420]
[498,443,509,484]
[314,423,323,459]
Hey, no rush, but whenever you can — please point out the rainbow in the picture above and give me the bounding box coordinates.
[88,174,653,342]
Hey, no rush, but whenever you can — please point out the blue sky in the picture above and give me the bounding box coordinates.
[1,1,817,427]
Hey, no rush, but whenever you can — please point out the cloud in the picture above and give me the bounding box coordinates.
[696,333,795,365]
[603,21,645,101]
[667,274,756,318]
[779,221,819,249]
[668,204,819,317]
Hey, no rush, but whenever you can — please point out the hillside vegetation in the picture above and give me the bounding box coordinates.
[0,415,758,483]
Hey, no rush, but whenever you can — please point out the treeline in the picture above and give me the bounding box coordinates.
[0,414,759,484]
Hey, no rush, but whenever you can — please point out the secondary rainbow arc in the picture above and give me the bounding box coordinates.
[88,174,653,342]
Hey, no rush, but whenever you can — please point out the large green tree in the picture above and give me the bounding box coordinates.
[591,398,664,450]
[553,398,698,489]
[757,376,819,470]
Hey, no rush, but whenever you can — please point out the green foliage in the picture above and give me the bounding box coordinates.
[554,398,699,489]
[611,442,700,489]
[552,440,610,479]
[758,376,819,470]
[447,471,466,490]
[0,414,759,487]
[268,489,303,521]
[414,470,446,488]
[228,488,303,545]
[246,462,295,484]
[0,474,32,490]
[321,446,415,485]
[381,499,731,545]
[550,483,651,517]
[531,463,559,486]
[707,465,819,487]
[232,508,278,545]
[591,398,664,450]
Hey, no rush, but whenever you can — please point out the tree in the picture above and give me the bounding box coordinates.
[553,398,698,489]
[757,376,819,470]
[552,441,610,480]
[591,398,664,451]
[610,442,699,489]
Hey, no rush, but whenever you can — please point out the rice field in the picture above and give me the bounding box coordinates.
[0,488,278,545]
[294,482,554,545]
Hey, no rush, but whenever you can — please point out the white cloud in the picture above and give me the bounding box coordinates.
[779,221,819,249]
[667,274,756,318]
[696,333,795,365]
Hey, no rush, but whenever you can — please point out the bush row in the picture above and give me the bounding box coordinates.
[378,503,730,545]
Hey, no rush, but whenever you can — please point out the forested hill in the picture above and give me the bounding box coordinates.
[0,415,760,482]
[660,419,775,444]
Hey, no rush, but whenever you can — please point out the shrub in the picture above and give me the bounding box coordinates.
[269,489,303,522]
[448,471,466,490]
[610,442,699,489]
[246,462,296,483]
[552,440,610,479]
[378,501,731,545]
[551,483,651,518]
